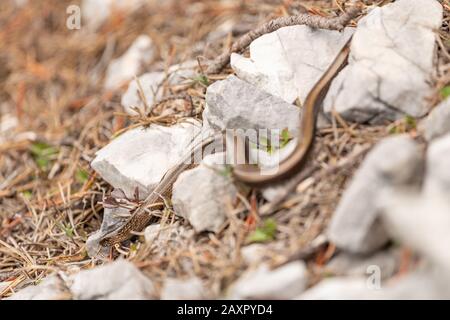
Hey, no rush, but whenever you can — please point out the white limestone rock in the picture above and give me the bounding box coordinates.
[328,135,424,254]
[423,98,450,141]
[172,152,237,233]
[323,0,443,123]
[228,261,308,299]
[298,269,450,300]
[231,26,354,104]
[6,275,70,300]
[104,35,155,90]
[204,75,301,136]
[380,191,450,273]
[91,119,202,199]
[70,260,155,300]
[423,133,450,198]
[160,277,208,300]
[121,60,198,116]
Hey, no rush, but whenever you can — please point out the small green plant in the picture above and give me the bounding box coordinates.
[280,128,292,148]
[404,115,416,130]
[21,190,32,199]
[217,165,233,178]
[441,86,450,99]
[193,74,209,86]
[246,218,277,243]
[30,142,58,171]
[75,168,89,184]
[59,222,74,238]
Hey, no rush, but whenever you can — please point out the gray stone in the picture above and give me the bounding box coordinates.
[298,269,450,300]
[121,72,166,116]
[144,221,194,257]
[172,153,237,233]
[328,135,424,254]
[6,275,70,300]
[160,277,208,300]
[324,0,442,123]
[424,133,450,197]
[231,26,354,104]
[104,35,155,90]
[70,260,155,300]
[228,261,308,299]
[121,60,198,116]
[203,75,301,136]
[423,98,450,141]
[91,119,202,199]
[380,191,450,273]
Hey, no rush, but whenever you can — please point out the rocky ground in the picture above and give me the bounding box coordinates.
[1,0,450,299]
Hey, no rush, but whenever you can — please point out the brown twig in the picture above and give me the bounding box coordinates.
[206,3,363,74]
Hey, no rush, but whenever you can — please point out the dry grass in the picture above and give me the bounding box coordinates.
[0,0,449,298]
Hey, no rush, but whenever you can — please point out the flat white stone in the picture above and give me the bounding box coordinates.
[172,152,237,233]
[423,98,450,141]
[324,0,443,123]
[380,191,450,272]
[121,60,198,116]
[70,260,155,300]
[6,275,70,300]
[231,26,354,104]
[228,261,308,299]
[160,277,208,300]
[91,119,202,199]
[297,270,450,300]
[328,135,424,254]
[424,133,450,197]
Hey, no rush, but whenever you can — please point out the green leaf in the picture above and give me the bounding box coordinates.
[30,142,58,171]
[217,165,233,178]
[21,191,32,199]
[404,115,416,129]
[59,222,74,238]
[280,128,292,148]
[441,86,450,99]
[193,74,209,86]
[246,218,277,243]
[75,168,89,184]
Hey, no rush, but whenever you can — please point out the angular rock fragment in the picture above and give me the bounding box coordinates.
[324,0,443,123]
[121,60,198,116]
[91,119,201,199]
[231,26,354,104]
[160,277,208,300]
[204,75,301,136]
[328,135,424,254]
[423,133,450,197]
[70,260,155,300]
[422,98,450,141]
[228,261,308,299]
[172,152,237,233]
[6,275,70,300]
